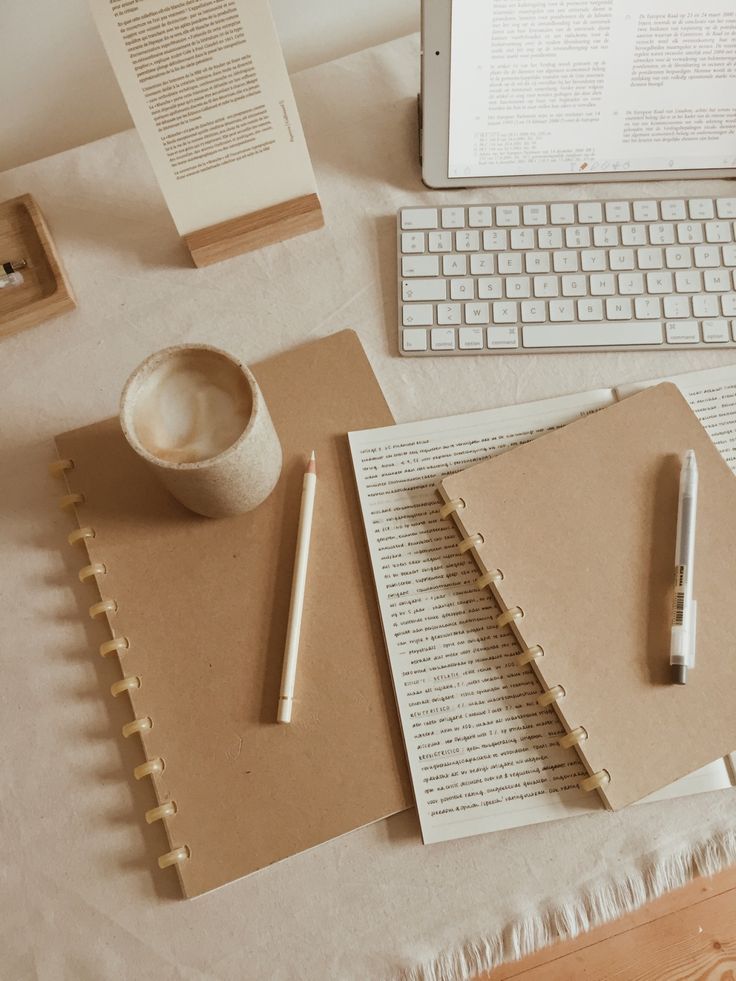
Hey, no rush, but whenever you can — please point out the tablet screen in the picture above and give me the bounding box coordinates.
[448,0,736,180]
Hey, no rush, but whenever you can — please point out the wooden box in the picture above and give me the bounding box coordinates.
[0,194,76,339]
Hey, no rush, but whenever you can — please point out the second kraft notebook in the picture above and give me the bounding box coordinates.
[439,383,736,811]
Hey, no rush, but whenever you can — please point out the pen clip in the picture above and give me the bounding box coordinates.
[687,599,697,669]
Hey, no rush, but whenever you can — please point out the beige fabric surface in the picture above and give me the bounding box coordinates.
[2,33,736,981]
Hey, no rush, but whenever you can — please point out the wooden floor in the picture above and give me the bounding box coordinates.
[477,865,736,980]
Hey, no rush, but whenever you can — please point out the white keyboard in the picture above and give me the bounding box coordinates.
[397,197,736,355]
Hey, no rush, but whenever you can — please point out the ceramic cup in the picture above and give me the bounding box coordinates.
[120,344,282,518]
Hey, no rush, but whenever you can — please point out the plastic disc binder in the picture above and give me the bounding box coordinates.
[50,330,411,898]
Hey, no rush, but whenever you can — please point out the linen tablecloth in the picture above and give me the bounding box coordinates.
[2,34,735,981]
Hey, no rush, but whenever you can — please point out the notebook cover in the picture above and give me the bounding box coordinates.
[441,383,736,810]
[55,329,412,898]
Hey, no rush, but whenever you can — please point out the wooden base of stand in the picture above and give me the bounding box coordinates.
[183,193,324,267]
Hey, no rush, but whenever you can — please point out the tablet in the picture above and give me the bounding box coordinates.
[421,0,736,188]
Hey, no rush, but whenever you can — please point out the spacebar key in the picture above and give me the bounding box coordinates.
[522,322,663,348]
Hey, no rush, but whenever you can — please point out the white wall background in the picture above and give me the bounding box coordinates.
[1,0,419,172]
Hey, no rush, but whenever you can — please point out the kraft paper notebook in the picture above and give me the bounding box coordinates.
[349,364,736,845]
[53,330,411,899]
[439,383,736,812]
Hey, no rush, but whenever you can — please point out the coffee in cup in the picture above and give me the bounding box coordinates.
[120,345,282,517]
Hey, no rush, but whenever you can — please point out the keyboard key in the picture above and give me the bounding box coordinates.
[661,200,687,221]
[510,228,535,249]
[493,301,518,323]
[498,252,522,274]
[401,232,425,253]
[633,200,659,221]
[402,279,446,301]
[550,203,576,224]
[507,276,531,297]
[618,272,644,294]
[549,299,575,322]
[723,245,736,266]
[533,276,559,297]
[450,278,474,299]
[487,326,519,348]
[693,294,719,317]
[459,327,485,350]
[437,303,461,325]
[402,328,428,351]
[581,250,606,271]
[538,227,563,249]
[428,231,452,252]
[523,204,547,225]
[593,225,618,247]
[443,254,467,275]
[665,320,699,343]
[456,230,480,251]
[706,222,732,243]
[665,247,692,269]
[478,277,503,299]
[606,298,633,320]
[402,208,438,229]
[565,226,591,248]
[495,205,520,226]
[609,249,635,270]
[465,302,490,324]
[704,269,729,292]
[553,250,579,272]
[523,322,663,347]
[724,295,736,316]
[431,328,456,350]
[578,299,604,321]
[521,300,546,323]
[590,274,615,296]
[716,198,736,219]
[621,224,647,246]
[402,255,439,277]
[694,246,720,268]
[525,252,551,273]
[675,270,702,292]
[635,296,662,319]
[703,319,729,342]
[562,275,586,296]
[468,207,492,227]
[677,222,704,244]
[646,271,674,294]
[688,199,715,220]
[578,202,603,223]
[441,208,464,228]
[483,230,508,250]
[470,254,494,275]
[637,248,663,269]
[649,223,675,245]
[663,295,690,318]
[402,304,433,326]
[605,201,631,223]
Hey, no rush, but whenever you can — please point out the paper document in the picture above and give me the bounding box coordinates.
[350,367,736,844]
[88,0,317,234]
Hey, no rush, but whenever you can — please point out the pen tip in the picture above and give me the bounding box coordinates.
[306,450,316,475]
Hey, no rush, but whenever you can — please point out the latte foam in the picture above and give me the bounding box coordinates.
[132,350,252,464]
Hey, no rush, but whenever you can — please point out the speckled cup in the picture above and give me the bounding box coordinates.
[120,344,282,518]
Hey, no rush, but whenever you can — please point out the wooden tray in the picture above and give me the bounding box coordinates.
[0,194,75,339]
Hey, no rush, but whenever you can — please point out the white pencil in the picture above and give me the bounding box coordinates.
[277,450,317,724]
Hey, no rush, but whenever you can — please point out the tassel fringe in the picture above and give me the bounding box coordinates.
[400,829,736,981]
